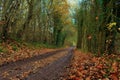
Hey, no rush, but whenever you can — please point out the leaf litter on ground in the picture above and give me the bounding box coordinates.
[0,41,59,66]
[63,50,120,80]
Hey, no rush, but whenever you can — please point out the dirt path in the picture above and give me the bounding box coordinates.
[26,48,73,80]
[0,47,74,80]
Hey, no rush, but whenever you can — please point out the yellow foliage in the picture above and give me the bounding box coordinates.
[107,22,116,30]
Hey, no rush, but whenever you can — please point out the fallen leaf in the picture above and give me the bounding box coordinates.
[110,73,118,80]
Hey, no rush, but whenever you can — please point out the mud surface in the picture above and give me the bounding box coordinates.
[0,47,74,80]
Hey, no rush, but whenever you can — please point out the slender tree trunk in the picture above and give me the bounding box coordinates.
[22,0,34,41]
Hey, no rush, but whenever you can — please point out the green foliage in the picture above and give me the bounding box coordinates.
[0,46,3,52]
[107,22,116,30]
[0,0,71,47]
[12,45,18,51]
[26,42,58,49]
[75,0,119,54]
[0,46,8,53]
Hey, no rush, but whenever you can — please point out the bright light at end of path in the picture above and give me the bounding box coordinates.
[68,0,81,6]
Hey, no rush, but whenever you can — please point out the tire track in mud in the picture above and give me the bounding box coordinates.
[0,48,74,80]
[26,48,74,80]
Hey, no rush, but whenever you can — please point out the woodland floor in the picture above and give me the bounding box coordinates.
[0,42,120,80]
[64,50,120,80]
[0,45,74,80]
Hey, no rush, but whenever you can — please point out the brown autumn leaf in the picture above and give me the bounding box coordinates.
[100,70,106,75]
[92,57,97,63]
[85,76,91,80]
[74,77,81,80]
[110,73,118,80]
[112,62,118,73]
[96,64,103,69]
[9,77,20,80]
[21,72,29,78]
[2,72,9,78]
[81,70,88,75]
[69,75,76,79]
[14,56,19,61]
[95,16,99,20]
[76,71,82,77]
[78,66,84,72]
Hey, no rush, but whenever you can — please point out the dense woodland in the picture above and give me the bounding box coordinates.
[0,0,76,47]
[76,0,120,54]
[0,0,120,54]
[0,0,120,79]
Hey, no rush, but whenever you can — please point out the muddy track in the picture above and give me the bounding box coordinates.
[0,47,74,80]
[26,48,73,80]
[0,48,67,71]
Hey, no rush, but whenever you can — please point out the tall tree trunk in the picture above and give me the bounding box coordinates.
[22,0,34,41]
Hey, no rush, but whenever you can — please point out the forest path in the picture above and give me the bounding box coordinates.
[0,47,74,80]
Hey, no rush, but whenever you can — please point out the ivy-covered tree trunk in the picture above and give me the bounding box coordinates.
[103,0,117,54]
[76,11,83,49]
[76,0,118,54]
[22,0,34,41]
